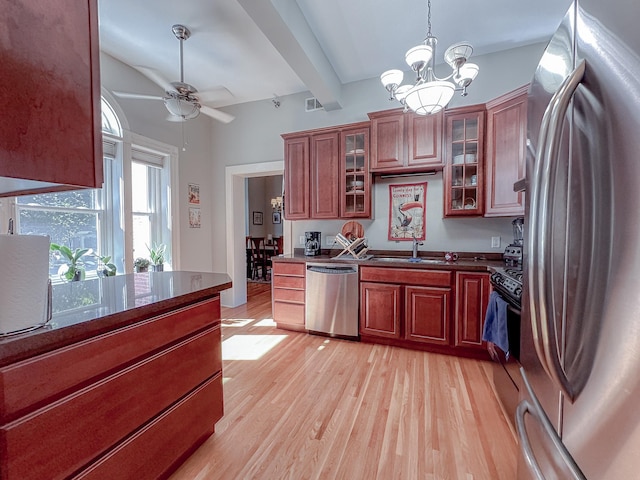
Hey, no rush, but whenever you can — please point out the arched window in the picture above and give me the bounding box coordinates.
[101,97,122,137]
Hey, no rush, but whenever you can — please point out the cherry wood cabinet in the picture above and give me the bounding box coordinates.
[283,136,310,219]
[455,271,491,351]
[369,108,444,173]
[485,85,528,217]
[0,297,223,480]
[405,286,451,346]
[283,121,371,220]
[359,267,452,350]
[272,261,306,331]
[443,106,486,217]
[0,0,103,197]
[359,282,402,338]
[340,126,371,218]
[310,132,340,218]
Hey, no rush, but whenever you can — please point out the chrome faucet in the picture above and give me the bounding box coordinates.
[412,235,423,259]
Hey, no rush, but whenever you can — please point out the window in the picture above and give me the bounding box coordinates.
[17,189,103,278]
[13,97,176,279]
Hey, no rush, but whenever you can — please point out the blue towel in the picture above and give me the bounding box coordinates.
[482,291,509,357]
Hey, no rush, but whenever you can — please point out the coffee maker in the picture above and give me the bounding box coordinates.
[503,217,524,267]
[304,231,321,256]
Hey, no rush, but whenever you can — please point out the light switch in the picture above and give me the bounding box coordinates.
[299,235,305,245]
[326,235,335,245]
[491,236,501,248]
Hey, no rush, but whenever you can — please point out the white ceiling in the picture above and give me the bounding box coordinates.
[98,0,572,111]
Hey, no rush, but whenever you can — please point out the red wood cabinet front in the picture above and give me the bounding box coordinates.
[0,0,103,195]
[404,286,451,346]
[455,272,491,349]
[360,282,402,339]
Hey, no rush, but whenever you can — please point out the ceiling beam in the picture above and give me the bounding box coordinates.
[237,0,343,111]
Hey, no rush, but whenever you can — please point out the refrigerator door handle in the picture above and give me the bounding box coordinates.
[528,59,586,400]
[516,368,587,480]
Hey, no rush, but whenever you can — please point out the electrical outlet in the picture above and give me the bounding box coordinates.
[326,235,335,245]
[299,235,305,246]
[491,236,501,248]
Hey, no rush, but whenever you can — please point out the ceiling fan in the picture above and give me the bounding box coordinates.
[114,24,235,124]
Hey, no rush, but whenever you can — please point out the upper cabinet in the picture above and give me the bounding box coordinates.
[484,85,528,217]
[340,126,371,218]
[310,132,340,219]
[443,106,486,217]
[282,122,371,221]
[0,0,103,197]
[369,108,443,173]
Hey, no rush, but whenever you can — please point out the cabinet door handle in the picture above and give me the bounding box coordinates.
[516,368,587,480]
[527,60,586,400]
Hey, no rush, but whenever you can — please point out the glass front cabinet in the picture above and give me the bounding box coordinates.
[443,107,485,217]
[340,125,371,218]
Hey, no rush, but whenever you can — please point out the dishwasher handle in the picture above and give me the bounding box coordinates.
[307,265,357,275]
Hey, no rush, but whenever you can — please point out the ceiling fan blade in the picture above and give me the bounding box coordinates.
[200,105,235,124]
[113,91,164,101]
[196,86,234,104]
[134,66,176,93]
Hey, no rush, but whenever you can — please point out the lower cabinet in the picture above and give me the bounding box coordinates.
[0,297,224,480]
[455,271,491,351]
[359,266,489,357]
[272,261,306,331]
[405,286,451,346]
[360,282,401,338]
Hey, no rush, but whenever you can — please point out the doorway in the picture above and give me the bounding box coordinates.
[222,161,287,308]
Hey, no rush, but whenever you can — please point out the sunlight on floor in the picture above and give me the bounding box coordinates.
[222,334,288,360]
[221,318,255,328]
[254,318,277,327]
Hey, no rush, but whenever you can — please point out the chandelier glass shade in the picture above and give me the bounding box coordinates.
[380,0,478,115]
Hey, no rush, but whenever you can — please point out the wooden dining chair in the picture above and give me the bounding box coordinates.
[274,236,283,256]
[250,237,267,280]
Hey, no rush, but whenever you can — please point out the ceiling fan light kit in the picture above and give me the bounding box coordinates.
[380,0,479,115]
[113,24,234,124]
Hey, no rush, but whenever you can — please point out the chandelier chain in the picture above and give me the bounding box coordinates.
[427,0,432,37]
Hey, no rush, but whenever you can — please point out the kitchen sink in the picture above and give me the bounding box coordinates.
[372,257,446,264]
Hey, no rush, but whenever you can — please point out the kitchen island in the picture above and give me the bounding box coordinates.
[0,271,231,480]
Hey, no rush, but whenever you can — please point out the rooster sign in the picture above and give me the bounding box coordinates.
[388,182,427,241]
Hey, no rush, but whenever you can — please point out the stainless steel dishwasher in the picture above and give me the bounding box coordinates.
[305,263,359,339]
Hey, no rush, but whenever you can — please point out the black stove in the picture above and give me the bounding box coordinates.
[490,267,523,310]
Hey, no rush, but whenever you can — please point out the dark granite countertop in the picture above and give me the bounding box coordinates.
[0,271,232,368]
[272,250,505,272]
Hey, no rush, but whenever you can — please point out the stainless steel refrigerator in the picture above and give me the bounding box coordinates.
[518,0,640,478]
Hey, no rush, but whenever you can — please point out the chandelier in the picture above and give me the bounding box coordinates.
[380,0,479,115]
[271,196,283,212]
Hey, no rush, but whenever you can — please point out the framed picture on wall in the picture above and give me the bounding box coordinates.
[188,183,200,204]
[253,211,263,225]
[272,211,281,224]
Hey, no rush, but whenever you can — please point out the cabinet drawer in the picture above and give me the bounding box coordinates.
[273,301,305,325]
[273,288,305,304]
[272,275,305,289]
[360,267,452,287]
[74,373,223,480]
[0,298,220,423]
[1,327,221,480]
[272,262,305,276]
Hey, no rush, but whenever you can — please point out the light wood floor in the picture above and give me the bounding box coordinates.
[169,282,518,480]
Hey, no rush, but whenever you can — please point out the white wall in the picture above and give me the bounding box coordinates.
[209,43,546,266]
[100,53,216,272]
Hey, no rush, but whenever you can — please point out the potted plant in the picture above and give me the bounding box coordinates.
[133,257,150,273]
[147,242,166,272]
[96,254,117,277]
[50,243,91,282]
